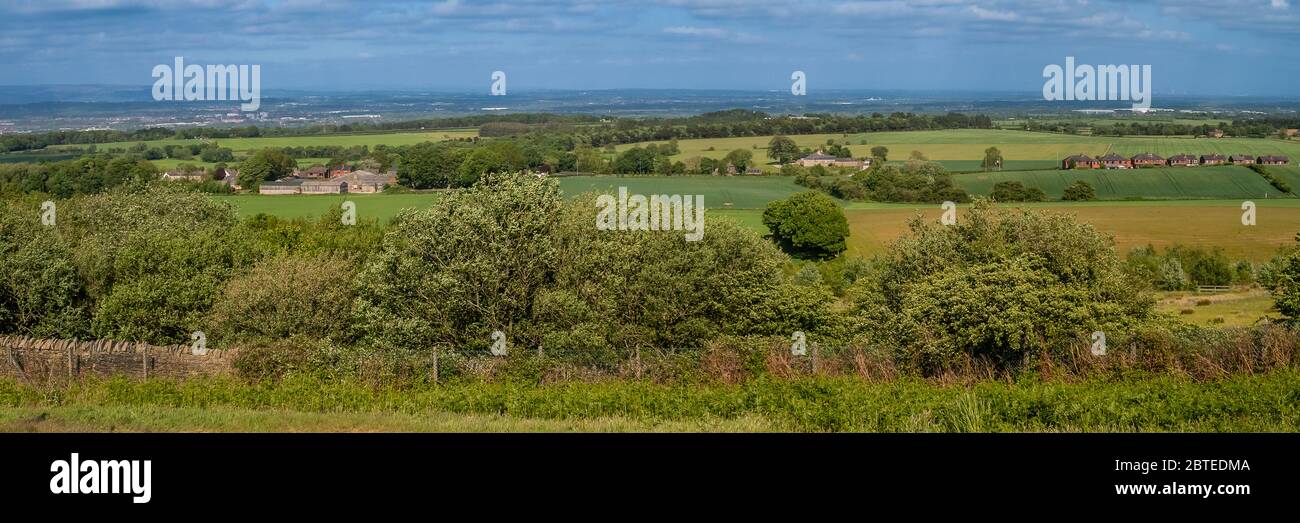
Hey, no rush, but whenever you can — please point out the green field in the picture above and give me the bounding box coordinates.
[954,165,1292,200]
[617,129,1300,172]
[717,200,1300,262]
[558,175,806,209]
[212,177,1300,262]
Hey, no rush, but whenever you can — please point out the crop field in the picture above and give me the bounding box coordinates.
[557,174,805,209]
[215,178,1300,263]
[715,199,1300,262]
[953,166,1292,200]
[1268,165,1300,190]
[831,201,1300,262]
[617,129,1300,171]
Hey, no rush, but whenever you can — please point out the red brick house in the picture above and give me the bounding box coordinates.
[1130,153,1165,167]
[1229,155,1255,165]
[1167,154,1198,167]
[1199,154,1226,166]
[1097,153,1132,169]
[1257,155,1289,165]
[1062,154,1100,169]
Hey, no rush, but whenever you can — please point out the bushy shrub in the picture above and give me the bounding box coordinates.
[352,175,828,368]
[853,199,1154,373]
[208,253,356,345]
[58,185,254,344]
[855,161,970,203]
[1061,180,1096,201]
[0,199,88,337]
[989,181,1046,202]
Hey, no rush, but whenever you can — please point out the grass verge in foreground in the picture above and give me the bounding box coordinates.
[3,371,1298,432]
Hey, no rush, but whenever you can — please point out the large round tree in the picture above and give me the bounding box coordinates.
[761,191,849,259]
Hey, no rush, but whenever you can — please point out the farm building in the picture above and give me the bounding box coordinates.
[294,165,328,178]
[1097,153,1132,169]
[161,169,206,182]
[1167,154,1198,167]
[1062,154,1100,169]
[745,167,764,175]
[1200,154,1226,166]
[1258,155,1289,165]
[259,178,303,195]
[213,167,240,188]
[1130,153,1165,167]
[1229,155,1255,165]
[301,179,348,194]
[796,151,870,170]
[796,151,839,167]
[332,170,395,193]
[1208,129,1224,138]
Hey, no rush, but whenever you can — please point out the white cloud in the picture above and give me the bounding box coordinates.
[663,25,761,42]
[968,5,1018,21]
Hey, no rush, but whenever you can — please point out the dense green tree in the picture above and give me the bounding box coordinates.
[767,135,801,164]
[981,146,1003,171]
[238,148,295,188]
[400,141,467,189]
[1274,250,1300,321]
[762,191,850,259]
[723,149,754,171]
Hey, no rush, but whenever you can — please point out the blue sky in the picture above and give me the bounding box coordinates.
[2,0,1298,95]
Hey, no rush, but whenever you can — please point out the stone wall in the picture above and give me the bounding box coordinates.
[0,336,237,382]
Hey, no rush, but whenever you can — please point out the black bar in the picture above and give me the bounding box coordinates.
[2,433,1290,515]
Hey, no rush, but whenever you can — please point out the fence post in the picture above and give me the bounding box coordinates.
[141,345,148,379]
[635,347,643,380]
[66,343,74,379]
[432,347,439,385]
[811,342,820,375]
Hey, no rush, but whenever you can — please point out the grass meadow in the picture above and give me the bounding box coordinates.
[4,371,1299,432]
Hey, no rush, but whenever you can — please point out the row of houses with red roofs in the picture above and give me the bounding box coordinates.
[1062,153,1289,169]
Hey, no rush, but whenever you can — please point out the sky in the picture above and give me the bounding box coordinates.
[1,0,1298,96]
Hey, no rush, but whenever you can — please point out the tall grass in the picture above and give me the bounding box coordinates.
[3,370,1298,432]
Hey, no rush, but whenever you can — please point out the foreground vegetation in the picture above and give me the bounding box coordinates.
[3,371,1299,432]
